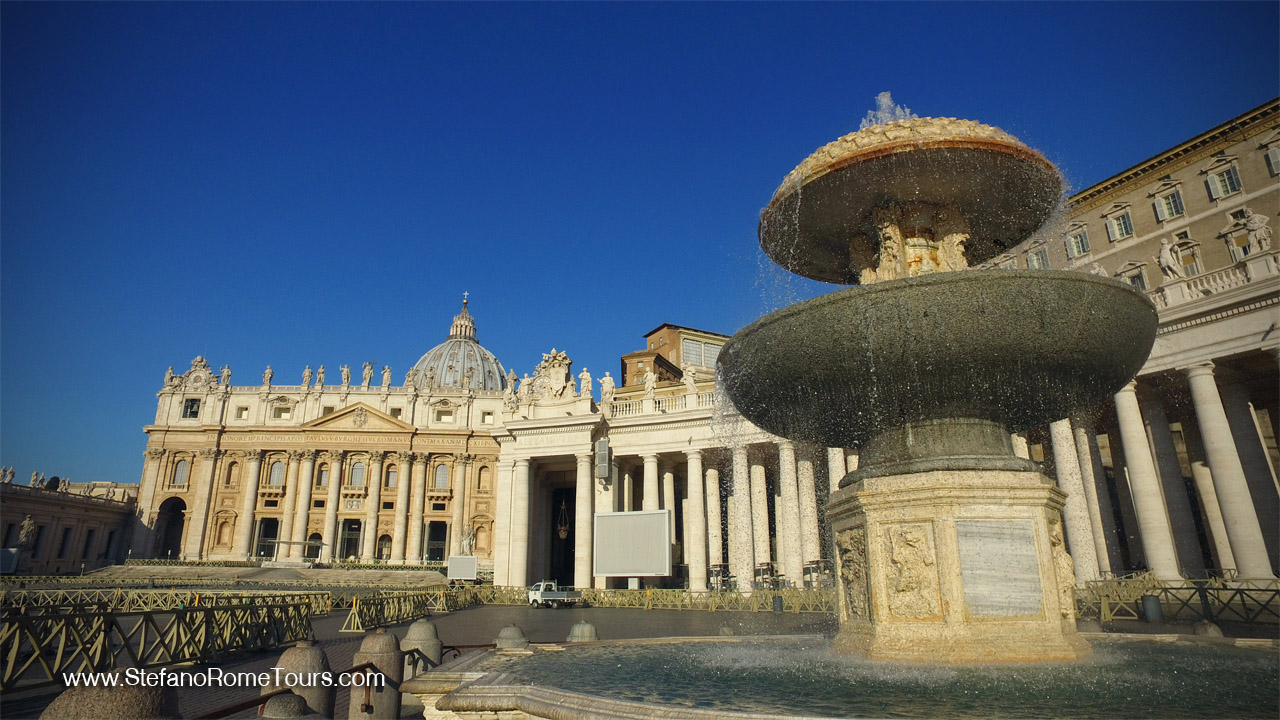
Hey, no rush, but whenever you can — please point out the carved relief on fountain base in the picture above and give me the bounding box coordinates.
[827,468,1091,663]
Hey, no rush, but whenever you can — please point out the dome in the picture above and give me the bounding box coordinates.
[410,298,508,392]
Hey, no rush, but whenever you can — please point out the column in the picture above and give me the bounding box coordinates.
[661,462,677,540]
[641,455,660,511]
[493,459,513,585]
[1186,363,1275,577]
[750,456,770,569]
[289,450,317,559]
[705,467,724,569]
[232,451,263,560]
[797,447,822,566]
[390,453,417,564]
[1141,394,1208,575]
[133,449,166,557]
[1071,419,1114,576]
[622,465,634,512]
[685,449,708,592]
[279,451,302,561]
[574,453,593,589]
[509,459,531,587]
[405,454,428,565]
[594,459,618,589]
[320,451,344,563]
[183,448,220,560]
[1106,428,1148,570]
[1181,422,1236,572]
[776,441,803,583]
[729,445,754,590]
[449,455,470,556]
[360,452,386,562]
[826,447,846,490]
[1219,381,1280,569]
[1113,382,1182,580]
[1048,419,1100,582]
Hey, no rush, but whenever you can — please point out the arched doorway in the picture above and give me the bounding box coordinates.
[255,518,279,558]
[154,497,186,559]
[339,519,362,561]
[377,534,392,561]
[427,521,447,562]
[304,533,322,560]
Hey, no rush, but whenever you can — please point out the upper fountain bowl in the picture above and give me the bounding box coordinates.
[760,118,1063,284]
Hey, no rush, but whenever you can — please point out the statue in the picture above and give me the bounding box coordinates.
[1243,207,1273,253]
[518,373,533,401]
[381,365,392,387]
[341,364,351,386]
[30,471,39,487]
[164,367,175,386]
[600,372,616,403]
[1049,519,1077,622]
[316,365,325,386]
[220,365,231,385]
[643,369,657,399]
[463,367,475,389]
[461,526,477,556]
[1157,238,1184,279]
[1089,262,1108,277]
[0,467,9,484]
[302,365,313,387]
[16,515,35,550]
[405,368,418,387]
[682,368,698,394]
[502,378,518,410]
[262,366,273,385]
[423,366,436,388]
[578,368,593,398]
[361,362,374,387]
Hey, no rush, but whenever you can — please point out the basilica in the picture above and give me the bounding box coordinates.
[128,99,1280,589]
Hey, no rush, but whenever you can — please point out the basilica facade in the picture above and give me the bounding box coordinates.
[132,100,1279,588]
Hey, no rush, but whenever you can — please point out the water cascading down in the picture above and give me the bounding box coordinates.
[718,109,1158,662]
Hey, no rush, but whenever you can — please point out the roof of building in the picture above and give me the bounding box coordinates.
[642,323,731,340]
[410,297,508,392]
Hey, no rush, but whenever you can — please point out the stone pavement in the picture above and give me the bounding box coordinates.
[2,605,836,719]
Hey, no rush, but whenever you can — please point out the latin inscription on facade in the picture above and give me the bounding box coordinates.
[956,519,1042,617]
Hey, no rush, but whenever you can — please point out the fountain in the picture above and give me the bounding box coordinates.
[717,114,1158,662]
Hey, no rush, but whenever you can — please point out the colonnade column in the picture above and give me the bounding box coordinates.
[509,459,531,587]
[1180,423,1236,572]
[1218,380,1280,569]
[184,448,220,560]
[233,451,263,559]
[729,446,754,590]
[574,453,593,589]
[796,447,822,568]
[1185,363,1275,578]
[450,455,470,556]
[493,459,514,585]
[1071,419,1114,576]
[1113,382,1182,580]
[320,451,344,564]
[685,449,708,592]
[826,448,847,490]
[278,451,303,562]
[594,459,618,589]
[360,452,385,562]
[1048,419,1100,582]
[1140,394,1207,574]
[405,455,429,565]
[777,441,803,583]
[705,467,723,570]
[390,453,417,564]
[662,462,677,540]
[621,466,634,512]
[749,458,770,571]
[641,455,660,511]
[289,451,317,559]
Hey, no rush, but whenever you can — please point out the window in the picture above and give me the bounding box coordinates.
[1065,229,1090,259]
[317,466,329,487]
[268,461,284,486]
[1268,146,1280,176]
[382,501,394,510]
[1207,166,1242,199]
[1026,247,1049,269]
[350,462,366,487]
[431,502,447,512]
[223,461,238,488]
[1174,233,1201,276]
[385,468,397,488]
[1106,211,1134,242]
[182,399,201,419]
[1229,233,1255,262]
[313,500,325,508]
[322,406,335,416]
[3,523,15,547]
[1153,190,1185,222]
[81,529,96,560]
[235,406,249,420]
[680,338,722,368]
[56,527,72,559]
[389,408,402,419]
[272,406,292,420]
[435,409,454,423]
[481,411,494,424]
[172,459,189,486]
[264,499,278,508]
[434,465,450,489]
[31,526,46,555]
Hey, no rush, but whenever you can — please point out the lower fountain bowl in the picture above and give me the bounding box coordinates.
[717,270,1157,448]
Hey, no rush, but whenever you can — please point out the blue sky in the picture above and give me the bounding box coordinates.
[2,2,1277,485]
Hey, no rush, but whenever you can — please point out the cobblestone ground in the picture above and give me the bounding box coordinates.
[2,605,837,720]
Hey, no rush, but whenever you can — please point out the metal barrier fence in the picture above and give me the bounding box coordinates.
[0,601,312,692]
[1,588,333,615]
[339,588,467,633]
[1079,575,1279,624]
[451,586,836,613]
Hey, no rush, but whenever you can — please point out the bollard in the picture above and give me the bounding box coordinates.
[495,623,529,649]
[261,640,335,718]
[400,619,443,710]
[566,620,598,642]
[40,671,181,719]
[347,628,404,720]
[1193,620,1224,637]
[1140,594,1164,623]
[260,692,310,719]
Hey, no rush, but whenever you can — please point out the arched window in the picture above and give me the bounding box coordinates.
[317,465,329,487]
[304,533,322,560]
[377,534,392,560]
[477,467,491,493]
[268,461,284,486]
[351,462,366,487]
[224,462,238,488]
[172,460,189,486]
[385,467,397,488]
[434,464,450,489]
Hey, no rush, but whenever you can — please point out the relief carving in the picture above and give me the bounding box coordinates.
[835,528,869,619]
[885,523,941,619]
[1049,517,1076,621]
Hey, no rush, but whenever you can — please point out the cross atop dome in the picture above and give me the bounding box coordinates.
[449,293,477,340]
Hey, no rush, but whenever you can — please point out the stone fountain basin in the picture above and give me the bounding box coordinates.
[717,270,1157,448]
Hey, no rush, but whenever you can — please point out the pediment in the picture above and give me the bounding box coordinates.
[1115,260,1146,274]
[1258,128,1280,148]
[301,402,414,432]
[1101,202,1130,217]
[1146,179,1182,198]
[1199,154,1238,174]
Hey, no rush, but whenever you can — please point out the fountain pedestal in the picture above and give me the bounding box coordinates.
[829,466,1089,663]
